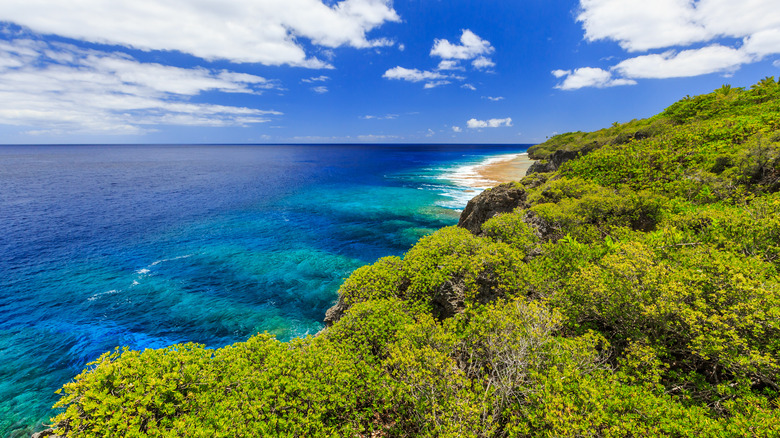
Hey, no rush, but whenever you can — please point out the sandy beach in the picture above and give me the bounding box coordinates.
[477,153,535,185]
[446,153,535,190]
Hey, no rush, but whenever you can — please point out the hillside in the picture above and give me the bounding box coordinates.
[46,78,780,437]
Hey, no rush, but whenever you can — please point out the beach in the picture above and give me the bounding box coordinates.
[443,152,535,191]
[476,153,535,185]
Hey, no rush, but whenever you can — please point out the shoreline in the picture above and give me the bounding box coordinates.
[446,152,535,190]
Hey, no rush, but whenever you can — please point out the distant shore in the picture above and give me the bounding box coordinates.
[449,153,535,190]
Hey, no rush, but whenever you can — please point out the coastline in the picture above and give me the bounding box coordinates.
[445,152,535,190]
[475,153,535,186]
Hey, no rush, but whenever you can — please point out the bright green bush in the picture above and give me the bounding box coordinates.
[480,212,538,255]
[401,226,526,313]
[528,181,664,242]
[335,255,405,306]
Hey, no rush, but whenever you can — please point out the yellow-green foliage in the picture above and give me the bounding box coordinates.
[527,178,665,242]
[480,212,538,253]
[49,78,780,437]
[335,255,404,307]
[402,227,526,308]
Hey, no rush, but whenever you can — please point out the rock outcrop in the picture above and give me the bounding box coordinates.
[323,294,348,327]
[31,429,61,438]
[457,182,528,234]
[526,146,594,175]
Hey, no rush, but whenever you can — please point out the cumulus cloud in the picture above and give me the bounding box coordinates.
[437,60,463,71]
[431,30,494,60]
[554,68,636,90]
[484,96,504,101]
[383,66,448,82]
[555,0,780,89]
[467,117,512,129]
[577,0,780,52]
[742,28,780,57]
[382,66,462,88]
[311,86,329,93]
[614,45,751,79]
[461,84,477,91]
[0,0,400,67]
[0,37,280,134]
[472,56,496,70]
[452,126,462,132]
[384,29,495,89]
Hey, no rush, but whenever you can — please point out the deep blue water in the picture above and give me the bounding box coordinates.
[0,144,528,436]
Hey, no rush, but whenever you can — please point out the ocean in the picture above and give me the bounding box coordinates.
[0,143,528,436]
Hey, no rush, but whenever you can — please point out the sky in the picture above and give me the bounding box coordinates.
[0,0,779,144]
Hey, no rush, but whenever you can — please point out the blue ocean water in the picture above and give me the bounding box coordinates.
[0,144,528,436]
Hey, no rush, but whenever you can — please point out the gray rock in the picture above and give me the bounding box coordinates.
[323,294,348,327]
[526,146,595,175]
[31,429,62,438]
[457,182,528,234]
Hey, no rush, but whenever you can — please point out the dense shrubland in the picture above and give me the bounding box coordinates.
[49,78,780,436]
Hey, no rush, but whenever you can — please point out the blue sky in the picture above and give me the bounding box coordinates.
[0,0,779,144]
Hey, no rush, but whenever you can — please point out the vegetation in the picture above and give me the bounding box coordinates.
[49,78,780,436]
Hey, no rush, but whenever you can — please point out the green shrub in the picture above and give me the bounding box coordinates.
[402,227,526,313]
[335,255,405,306]
[481,211,538,254]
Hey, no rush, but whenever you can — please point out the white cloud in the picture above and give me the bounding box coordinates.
[356,134,399,142]
[461,84,477,91]
[437,60,463,71]
[383,66,463,88]
[614,45,752,79]
[0,37,280,134]
[385,29,494,89]
[431,30,494,60]
[577,0,780,52]
[484,96,504,101]
[424,80,451,89]
[426,128,435,137]
[311,86,329,93]
[554,67,636,90]
[467,117,512,129]
[472,56,495,70]
[452,126,462,132]
[774,60,780,68]
[557,0,780,89]
[0,0,400,67]
[742,28,780,57]
[301,75,330,83]
[361,114,397,120]
[577,0,707,52]
[383,66,448,82]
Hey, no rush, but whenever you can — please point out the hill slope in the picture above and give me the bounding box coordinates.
[48,78,780,437]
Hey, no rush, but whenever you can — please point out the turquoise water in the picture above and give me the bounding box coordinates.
[0,144,528,436]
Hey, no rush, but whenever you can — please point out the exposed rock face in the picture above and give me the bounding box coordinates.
[526,160,556,174]
[526,147,594,175]
[323,294,348,327]
[31,429,61,438]
[457,182,528,234]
